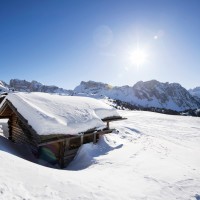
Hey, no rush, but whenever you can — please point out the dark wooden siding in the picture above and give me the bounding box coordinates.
[10,113,40,155]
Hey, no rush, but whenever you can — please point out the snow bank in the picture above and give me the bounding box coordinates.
[1,92,120,135]
[67,135,123,170]
[1,111,200,200]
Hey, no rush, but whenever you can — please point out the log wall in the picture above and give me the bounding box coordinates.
[10,114,40,155]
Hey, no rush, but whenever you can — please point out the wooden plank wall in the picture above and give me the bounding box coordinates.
[10,114,40,155]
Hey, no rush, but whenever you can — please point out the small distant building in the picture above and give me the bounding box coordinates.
[0,92,125,168]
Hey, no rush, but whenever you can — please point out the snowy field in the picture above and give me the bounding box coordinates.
[0,110,200,200]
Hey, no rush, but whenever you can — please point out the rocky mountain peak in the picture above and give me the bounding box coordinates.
[9,79,72,94]
[74,80,200,111]
[1,78,200,112]
[189,87,200,98]
[74,80,113,94]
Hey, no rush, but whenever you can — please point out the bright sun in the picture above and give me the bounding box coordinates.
[129,49,148,67]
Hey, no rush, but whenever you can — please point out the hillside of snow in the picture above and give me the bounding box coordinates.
[0,110,200,200]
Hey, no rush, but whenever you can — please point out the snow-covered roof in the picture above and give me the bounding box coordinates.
[1,92,120,136]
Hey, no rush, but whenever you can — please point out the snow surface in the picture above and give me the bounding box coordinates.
[0,110,200,200]
[1,92,119,135]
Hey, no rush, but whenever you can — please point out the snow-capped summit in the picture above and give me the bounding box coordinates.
[74,80,200,111]
[132,80,200,110]
[0,81,9,94]
[74,80,113,94]
[1,78,200,112]
[189,87,200,98]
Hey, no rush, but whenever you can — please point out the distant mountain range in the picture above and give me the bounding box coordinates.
[74,80,200,112]
[1,79,200,113]
[0,79,72,94]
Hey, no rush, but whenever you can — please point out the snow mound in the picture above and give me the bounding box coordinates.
[1,92,120,135]
[67,135,123,170]
[0,111,200,200]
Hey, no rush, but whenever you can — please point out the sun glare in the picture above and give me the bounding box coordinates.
[129,49,148,67]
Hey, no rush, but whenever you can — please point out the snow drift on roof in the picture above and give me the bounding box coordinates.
[2,92,120,135]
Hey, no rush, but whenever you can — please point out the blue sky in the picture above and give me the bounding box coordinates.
[0,0,200,89]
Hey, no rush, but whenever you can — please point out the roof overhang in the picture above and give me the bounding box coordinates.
[102,116,127,122]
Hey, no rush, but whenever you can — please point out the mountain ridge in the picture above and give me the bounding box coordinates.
[74,80,200,111]
[5,79,73,94]
[1,78,200,112]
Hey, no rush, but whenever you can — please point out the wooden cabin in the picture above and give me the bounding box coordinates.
[0,93,125,168]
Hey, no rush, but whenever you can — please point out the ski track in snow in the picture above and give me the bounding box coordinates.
[0,110,200,200]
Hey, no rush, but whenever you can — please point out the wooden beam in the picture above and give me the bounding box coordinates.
[0,116,10,119]
[59,141,65,169]
[93,132,97,144]
[38,129,115,147]
[106,121,110,129]
[65,138,70,151]
[80,134,84,145]
[102,117,127,122]
[38,136,69,147]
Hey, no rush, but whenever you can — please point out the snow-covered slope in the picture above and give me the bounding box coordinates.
[74,80,200,111]
[9,79,72,94]
[0,110,200,200]
[0,81,9,94]
[189,87,200,98]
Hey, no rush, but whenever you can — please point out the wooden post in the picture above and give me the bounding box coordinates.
[107,121,110,129]
[93,132,97,144]
[59,141,65,169]
[8,118,12,141]
[65,138,69,150]
[80,134,84,145]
